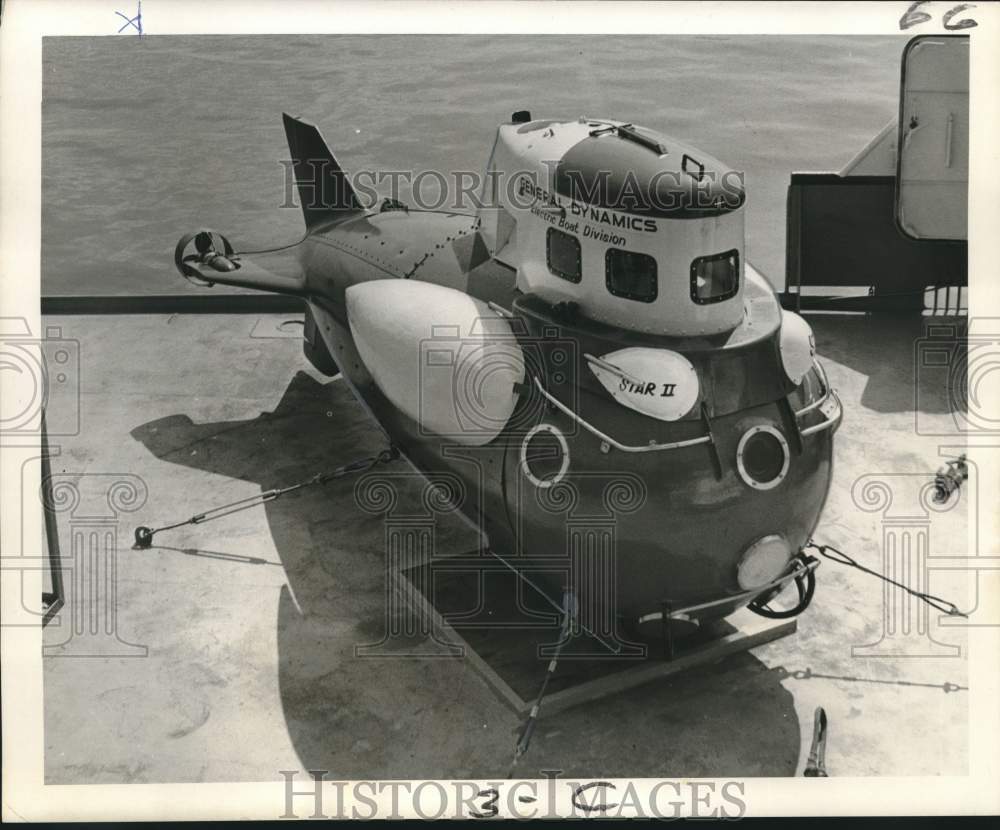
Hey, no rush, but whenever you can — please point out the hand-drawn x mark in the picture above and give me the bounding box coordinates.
[115,0,143,35]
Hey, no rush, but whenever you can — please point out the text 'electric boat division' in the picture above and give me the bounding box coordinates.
[173,111,842,643]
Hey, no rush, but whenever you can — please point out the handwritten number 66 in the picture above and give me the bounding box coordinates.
[900,1,978,30]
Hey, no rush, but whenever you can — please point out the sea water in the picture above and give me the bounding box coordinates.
[41,34,906,296]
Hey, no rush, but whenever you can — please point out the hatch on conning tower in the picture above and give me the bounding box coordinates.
[476,114,747,337]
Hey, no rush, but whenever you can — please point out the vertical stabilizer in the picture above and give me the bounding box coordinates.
[282,112,363,229]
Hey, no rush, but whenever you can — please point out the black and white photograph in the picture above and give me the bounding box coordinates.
[1,0,998,821]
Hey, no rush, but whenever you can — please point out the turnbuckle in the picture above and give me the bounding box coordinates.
[803,707,829,777]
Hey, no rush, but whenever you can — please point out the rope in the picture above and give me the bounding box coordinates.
[482,547,624,656]
[233,233,310,257]
[805,541,967,618]
[507,589,576,779]
[133,447,399,549]
[787,667,966,693]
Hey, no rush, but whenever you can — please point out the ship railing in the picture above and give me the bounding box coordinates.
[530,357,840,454]
[793,360,843,436]
[531,375,714,454]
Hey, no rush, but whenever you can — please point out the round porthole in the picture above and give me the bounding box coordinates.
[520,423,570,489]
[736,425,789,491]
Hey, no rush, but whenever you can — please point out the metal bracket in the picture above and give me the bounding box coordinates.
[638,555,821,626]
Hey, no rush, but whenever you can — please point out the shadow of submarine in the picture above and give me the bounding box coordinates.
[130,369,803,778]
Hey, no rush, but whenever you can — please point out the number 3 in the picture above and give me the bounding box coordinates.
[471,788,499,819]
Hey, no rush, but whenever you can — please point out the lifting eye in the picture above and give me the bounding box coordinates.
[736,425,790,490]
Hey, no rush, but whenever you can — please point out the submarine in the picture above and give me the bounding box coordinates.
[174,111,842,641]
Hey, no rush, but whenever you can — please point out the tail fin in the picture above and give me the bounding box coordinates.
[282,112,363,229]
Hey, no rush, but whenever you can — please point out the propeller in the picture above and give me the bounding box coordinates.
[173,229,240,285]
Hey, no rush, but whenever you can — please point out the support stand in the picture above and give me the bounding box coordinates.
[401,556,797,718]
